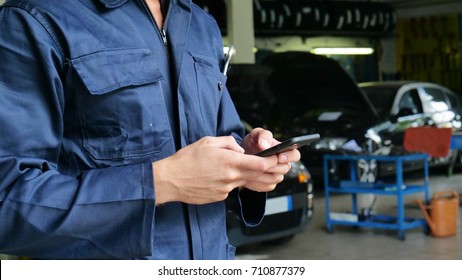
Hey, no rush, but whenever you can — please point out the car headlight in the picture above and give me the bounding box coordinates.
[286,161,311,184]
[314,137,348,150]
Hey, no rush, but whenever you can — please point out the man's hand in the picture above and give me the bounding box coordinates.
[152,129,301,205]
[240,128,301,192]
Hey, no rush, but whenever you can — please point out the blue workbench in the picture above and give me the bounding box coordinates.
[324,153,430,240]
[448,132,462,176]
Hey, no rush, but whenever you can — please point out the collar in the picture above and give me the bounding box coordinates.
[97,0,185,9]
[97,0,127,8]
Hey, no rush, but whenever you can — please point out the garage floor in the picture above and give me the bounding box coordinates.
[236,167,462,260]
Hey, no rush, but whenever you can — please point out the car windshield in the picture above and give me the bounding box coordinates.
[262,52,380,117]
[266,68,379,118]
[360,87,396,119]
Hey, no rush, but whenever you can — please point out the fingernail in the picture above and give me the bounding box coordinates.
[260,139,271,149]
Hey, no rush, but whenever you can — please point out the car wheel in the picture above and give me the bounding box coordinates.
[357,158,378,183]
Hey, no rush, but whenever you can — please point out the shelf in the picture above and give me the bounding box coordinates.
[328,214,426,231]
[324,153,430,240]
[326,184,428,195]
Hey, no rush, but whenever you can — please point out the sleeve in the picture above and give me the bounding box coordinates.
[226,188,267,226]
[0,6,155,259]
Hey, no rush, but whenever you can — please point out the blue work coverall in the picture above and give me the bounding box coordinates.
[0,0,266,259]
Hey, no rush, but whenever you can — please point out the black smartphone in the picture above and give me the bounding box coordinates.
[256,134,320,157]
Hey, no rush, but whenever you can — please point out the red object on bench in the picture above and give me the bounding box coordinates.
[403,127,452,157]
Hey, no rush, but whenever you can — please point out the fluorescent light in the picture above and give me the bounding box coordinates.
[311,47,374,55]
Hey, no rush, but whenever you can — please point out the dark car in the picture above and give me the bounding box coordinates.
[225,65,314,247]
[229,52,462,183]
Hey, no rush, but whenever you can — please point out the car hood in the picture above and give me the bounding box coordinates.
[260,52,380,136]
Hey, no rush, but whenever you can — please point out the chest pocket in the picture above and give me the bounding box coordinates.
[72,48,173,162]
[190,52,227,135]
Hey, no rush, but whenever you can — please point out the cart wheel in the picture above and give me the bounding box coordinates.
[326,225,334,233]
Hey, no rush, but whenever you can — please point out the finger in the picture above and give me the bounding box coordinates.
[265,162,292,174]
[255,172,285,185]
[277,148,301,163]
[248,127,275,150]
[202,136,245,154]
[231,152,279,174]
[245,178,284,192]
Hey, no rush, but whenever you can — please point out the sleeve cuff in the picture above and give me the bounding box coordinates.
[227,188,267,227]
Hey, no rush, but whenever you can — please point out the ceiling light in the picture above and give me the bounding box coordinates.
[310,47,374,55]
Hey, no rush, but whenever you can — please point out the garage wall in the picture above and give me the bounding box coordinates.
[395,14,461,93]
[396,2,462,19]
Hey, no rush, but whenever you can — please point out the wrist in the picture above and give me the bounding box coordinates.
[152,160,177,205]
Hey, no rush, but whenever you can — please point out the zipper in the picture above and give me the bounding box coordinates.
[140,0,180,151]
[141,0,169,46]
[160,28,168,46]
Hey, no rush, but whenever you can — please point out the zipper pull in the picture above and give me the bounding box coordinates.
[161,28,168,46]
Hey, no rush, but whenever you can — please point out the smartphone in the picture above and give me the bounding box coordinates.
[256,134,320,157]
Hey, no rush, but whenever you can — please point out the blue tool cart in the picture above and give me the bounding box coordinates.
[448,132,462,176]
[324,153,430,240]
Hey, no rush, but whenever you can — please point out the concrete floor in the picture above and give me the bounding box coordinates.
[236,167,462,260]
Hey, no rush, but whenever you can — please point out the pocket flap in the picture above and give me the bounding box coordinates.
[72,48,163,95]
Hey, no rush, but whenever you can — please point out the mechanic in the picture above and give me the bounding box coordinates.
[0,0,300,259]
